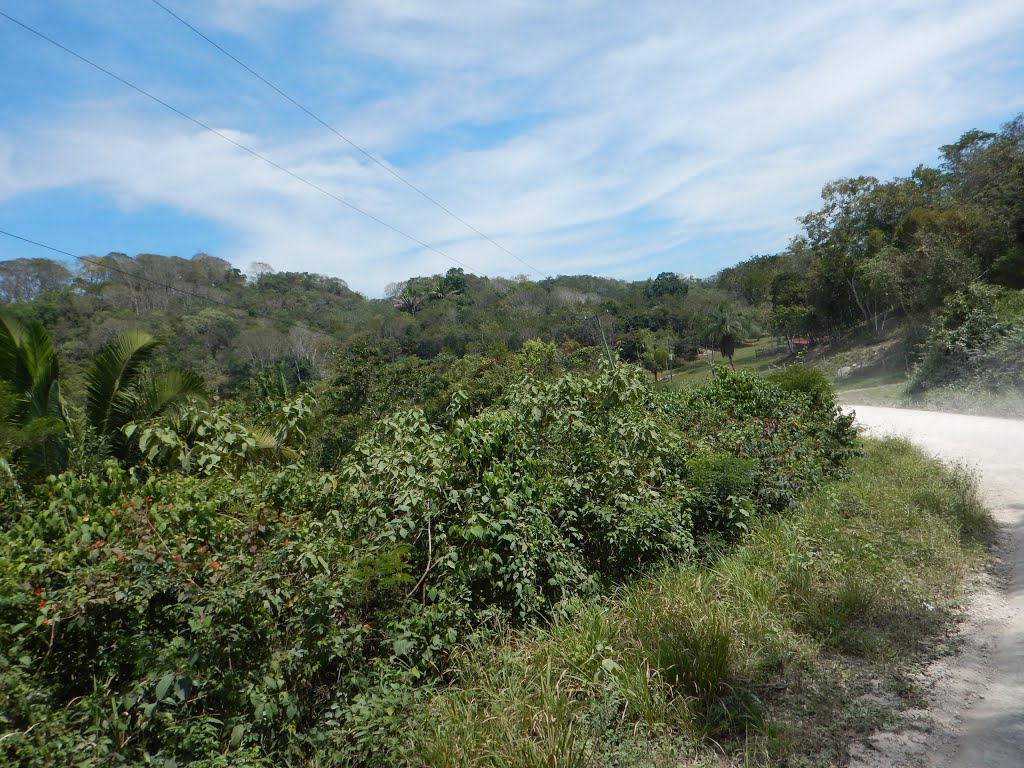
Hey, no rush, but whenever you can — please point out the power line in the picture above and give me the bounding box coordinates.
[0,9,480,277]
[594,312,614,366]
[0,228,339,342]
[147,0,551,281]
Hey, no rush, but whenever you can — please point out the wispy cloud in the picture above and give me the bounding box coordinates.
[1,0,1023,294]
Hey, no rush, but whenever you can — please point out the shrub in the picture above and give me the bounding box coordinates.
[685,452,756,539]
[768,364,836,411]
[412,438,990,765]
[909,283,1024,393]
[668,366,858,512]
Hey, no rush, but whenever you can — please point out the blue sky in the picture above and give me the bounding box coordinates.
[2,0,1023,296]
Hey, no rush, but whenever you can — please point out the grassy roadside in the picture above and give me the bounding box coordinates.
[405,438,992,767]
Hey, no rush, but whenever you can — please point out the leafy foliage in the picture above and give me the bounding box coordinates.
[412,438,989,767]
[701,304,756,366]
[85,331,208,451]
[908,283,1024,393]
[713,113,1024,356]
[3,112,1016,766]
[0,352,858,765]
[0,310,61,423]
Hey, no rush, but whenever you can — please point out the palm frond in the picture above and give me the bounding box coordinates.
[0,310,61,421]
[23,323,61,420]
[118,369,209,428]
[248,425,281,452]
[85,330,160,435]
[0,312,30,391]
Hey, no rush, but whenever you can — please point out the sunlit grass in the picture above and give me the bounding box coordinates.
[661,338,791,390]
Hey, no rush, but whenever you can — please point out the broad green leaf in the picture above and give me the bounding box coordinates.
[155,672,174,701]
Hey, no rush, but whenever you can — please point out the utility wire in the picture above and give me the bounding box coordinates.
[0,228,339,342]
[0,9,480,276]
[148,0,551,281]
[577,309,615,365]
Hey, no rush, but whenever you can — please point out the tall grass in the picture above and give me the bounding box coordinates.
[409,438,991,767]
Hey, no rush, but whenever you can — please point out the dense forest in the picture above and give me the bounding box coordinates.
[2,116,1022,402]
[0,253,730,395]
[0,115,1020,766]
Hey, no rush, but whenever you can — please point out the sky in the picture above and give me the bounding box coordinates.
[1,1,1023,297]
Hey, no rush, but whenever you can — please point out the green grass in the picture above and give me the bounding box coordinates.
[408,439,992,767]
[832,370,907,393]
[662,339,792,390]
[836,382,908,408]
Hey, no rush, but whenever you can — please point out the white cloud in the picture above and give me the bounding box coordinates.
[2,0,1024,294]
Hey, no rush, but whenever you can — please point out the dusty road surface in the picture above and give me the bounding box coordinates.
[843,405,1024,768]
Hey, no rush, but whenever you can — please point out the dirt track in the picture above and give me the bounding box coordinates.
[842,405,1024,768]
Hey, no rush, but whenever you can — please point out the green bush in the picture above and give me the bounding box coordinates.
[685,452,756,539]
[0,362,861,765]
[412,438,991,766]
[767,364,836,411]
[909,283,1024,393]
[669,366,858,512]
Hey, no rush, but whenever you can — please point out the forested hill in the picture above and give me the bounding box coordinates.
[0,113,1020,768]
[0,253,726,394]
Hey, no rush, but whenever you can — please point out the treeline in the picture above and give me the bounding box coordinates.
[714,114,1024,349]
[3,114,1021,398]
[0,253,742,397]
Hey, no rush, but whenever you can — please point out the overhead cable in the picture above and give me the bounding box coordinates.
[0,9,481,276]
[147,0,550,281]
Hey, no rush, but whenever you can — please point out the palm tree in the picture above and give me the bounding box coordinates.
[392,287,424,315]
[85,330,208,452]
[1,316,207,468]
[0,311,67,476]
[703,305,754,369]
[431,275,463,301]
[0,311,62,423]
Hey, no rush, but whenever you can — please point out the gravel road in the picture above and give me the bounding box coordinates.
[843,405,1024,768]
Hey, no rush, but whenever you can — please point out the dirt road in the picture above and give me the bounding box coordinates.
[843,405,1024,768]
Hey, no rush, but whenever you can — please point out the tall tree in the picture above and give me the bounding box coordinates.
[703,305,754,369]
[0,258,72,304]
